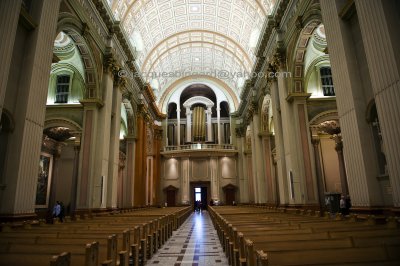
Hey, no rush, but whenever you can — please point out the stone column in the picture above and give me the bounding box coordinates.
[117,152,126,208]
[91,56,115,209]
[290,95,317,203]
[311,134,326,208]
[186,107,191,143]
[236,128,249,203]
[0,0,61,217]
[69,136,81,215]
[355,0,400,207]
[320,0,383,207]
[249,120,259,202]
[78,100,101,209]
[252,111,267,203]
[217,106,221,144]
[124,135,136,207]
[332,134,349,196]
[134,109,146,206]
[274,58,304,204]
[152,128,162,205]
[106,76,123,209]
[164,118,168,146]
[270,79,289,204]
[48,143,63,214]
[210,157,219,201]
[181,157,190,204]
[0,0,21,118]
[177,107,181,146]
[207,107,213,142]
[262,133,275,203]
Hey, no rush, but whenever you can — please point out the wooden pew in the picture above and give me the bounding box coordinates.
[209,206,400,266]
[0,206,191,266]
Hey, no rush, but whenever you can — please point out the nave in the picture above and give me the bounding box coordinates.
[147,211,228,266]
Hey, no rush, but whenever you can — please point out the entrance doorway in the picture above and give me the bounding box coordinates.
[190,181,210,211]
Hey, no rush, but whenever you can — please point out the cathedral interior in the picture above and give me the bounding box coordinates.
[0,0,399,265]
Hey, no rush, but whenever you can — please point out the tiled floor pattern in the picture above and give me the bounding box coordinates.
[146,211,228,266]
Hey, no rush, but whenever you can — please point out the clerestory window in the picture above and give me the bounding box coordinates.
[320,67,335,96]
[55,75,70,103]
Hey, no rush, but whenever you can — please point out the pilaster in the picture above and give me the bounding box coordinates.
[124,135,136,207]
[0,0,61,216]
[320,0,384,207]
[252,112,267,203]
[0,0,21,118]
[355,0,400,207]
[181,157,190,204]
[106,75,124,209]
[270,80,289,204]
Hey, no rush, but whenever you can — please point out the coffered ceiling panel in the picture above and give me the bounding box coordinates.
[107,0,275,99]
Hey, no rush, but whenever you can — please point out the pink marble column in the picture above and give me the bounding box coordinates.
[311,136,326,208]
[332,134,349,196]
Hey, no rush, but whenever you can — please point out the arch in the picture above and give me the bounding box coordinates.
[159,76,239,113]
[291,20,322,93]
[287,1,323,94]
[44,117,82,132]
[142,30,253,73]
[167,102,178,119]
[309,110,339,126]
[219,101,230,117]
[183,96,214,109]
[56,13,100,99]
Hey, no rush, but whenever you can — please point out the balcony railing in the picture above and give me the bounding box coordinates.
[164,144,235,152]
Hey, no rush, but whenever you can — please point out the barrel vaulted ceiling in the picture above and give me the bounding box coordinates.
[106,0,276,100]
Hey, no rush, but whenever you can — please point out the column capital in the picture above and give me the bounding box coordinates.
[114,74,127,91]
[103,53,119,74]
[70,131,82,147]
[270,49,286,71]
[80,98,104,108]
[235,126,246,138]
[332,134,343,151]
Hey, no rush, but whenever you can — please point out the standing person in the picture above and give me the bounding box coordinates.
[53,201,61,221]
[345,195,352,215]
[59,201,65,222]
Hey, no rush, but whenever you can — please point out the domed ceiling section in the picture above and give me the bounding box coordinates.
[106,0,275,100]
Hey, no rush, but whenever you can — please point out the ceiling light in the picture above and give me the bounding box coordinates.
[190,5,200,12]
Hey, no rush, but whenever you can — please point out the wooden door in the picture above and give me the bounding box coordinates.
[166,190,176,207]
[225,189,235,205]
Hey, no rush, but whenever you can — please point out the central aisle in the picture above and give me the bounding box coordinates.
[146,211,229,266]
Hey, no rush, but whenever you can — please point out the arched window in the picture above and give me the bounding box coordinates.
[320,67,335,96]
[55,75,70,103]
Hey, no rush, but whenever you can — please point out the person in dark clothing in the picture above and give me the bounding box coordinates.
[345,195,352,215]
[59,201,65,222]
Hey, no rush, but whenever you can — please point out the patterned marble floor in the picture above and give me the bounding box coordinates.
[146,210,229,266]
